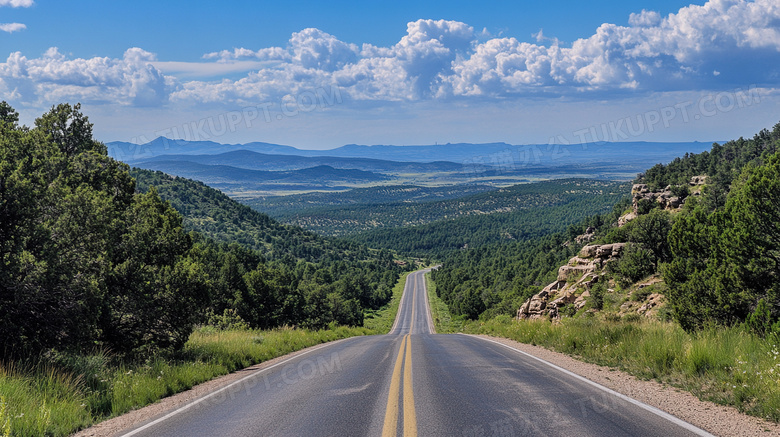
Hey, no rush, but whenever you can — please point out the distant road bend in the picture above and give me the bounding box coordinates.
[121,269,714,437]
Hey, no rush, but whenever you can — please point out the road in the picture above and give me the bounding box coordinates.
[121,269,712,437]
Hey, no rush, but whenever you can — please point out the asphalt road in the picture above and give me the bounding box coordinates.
[121,269,713,437]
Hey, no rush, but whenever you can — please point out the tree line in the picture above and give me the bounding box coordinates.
[0,103,403,360]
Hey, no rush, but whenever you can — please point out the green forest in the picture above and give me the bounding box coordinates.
[0,102,404,360]
[351,181,627,258]
[254,179,628,238]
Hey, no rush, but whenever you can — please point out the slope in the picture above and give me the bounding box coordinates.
[130,168,378,263]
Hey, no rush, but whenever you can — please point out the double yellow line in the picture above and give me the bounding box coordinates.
[381,334,417,437]
[382,273,418,436]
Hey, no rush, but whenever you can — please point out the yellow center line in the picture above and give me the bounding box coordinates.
[381,273,421,436]
[382,335,406,437]
[403,334,417,437]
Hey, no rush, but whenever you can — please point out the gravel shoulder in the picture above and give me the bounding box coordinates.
[473,334,780,437]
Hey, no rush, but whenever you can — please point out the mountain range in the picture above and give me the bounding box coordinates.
[108,137,715,167]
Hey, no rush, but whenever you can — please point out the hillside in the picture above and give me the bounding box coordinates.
[130,168,378,263]
[431,121,780,332]
[1,103,405,364]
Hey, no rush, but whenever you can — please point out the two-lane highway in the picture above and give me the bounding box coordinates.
[121,269,713,436]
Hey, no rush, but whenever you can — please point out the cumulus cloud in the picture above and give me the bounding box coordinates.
[178,1,780,104]
[0,47,177,106]
[3,0,780,109]
[629,10,662,27]
[0,0,33,7]
[0,23,26,33]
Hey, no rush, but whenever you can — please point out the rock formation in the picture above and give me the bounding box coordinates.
[517,243,626,320]
[629,175,705,215]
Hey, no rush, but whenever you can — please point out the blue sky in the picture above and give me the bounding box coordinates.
[1,0,779,150]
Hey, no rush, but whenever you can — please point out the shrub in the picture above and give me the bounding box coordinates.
[670,184,690,198]
[588,282,605,311]
[609,243,656,288]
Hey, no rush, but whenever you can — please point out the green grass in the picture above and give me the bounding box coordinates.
[0,272,415,436]
[463,315,780,422]
[0,326,373,436]
[363,271,409,334]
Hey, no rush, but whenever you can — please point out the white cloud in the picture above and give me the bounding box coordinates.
[0,0,33,7]
[179,1,780,104]
[152,60,272,79]
[3,0,780,110]
[0,22,26,33]
[629,10,662,27]
[203,47,291,63]
[0,47,177,106]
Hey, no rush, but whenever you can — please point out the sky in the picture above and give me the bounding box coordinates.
[1,0,779,150]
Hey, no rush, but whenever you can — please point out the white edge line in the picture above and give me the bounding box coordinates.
[464,334,716,437]
[120,337,353,437]
[389,269,422,335]
[421,270,435,334]
[389,274,409,334]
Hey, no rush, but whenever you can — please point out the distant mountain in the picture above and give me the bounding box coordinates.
[107,137,715,166]
[131,150,470,173]
[109,137,299,162]
[133,160,388,192]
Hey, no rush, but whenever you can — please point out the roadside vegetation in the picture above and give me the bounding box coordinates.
[0,269,413,437]
[0,102,410,436]
[427,122,780,424]
[0,326,372,436]
[363,271,410,333]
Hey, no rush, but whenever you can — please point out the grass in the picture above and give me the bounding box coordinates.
[0,271,417,436]
[462,315,780,422]
[0,326,372,436]
[363,271,410,334]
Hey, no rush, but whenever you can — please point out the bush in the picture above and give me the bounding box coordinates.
[589,282,606,310]
[636,198,659,215]
[670,184,690,198]
[608,243,656,288]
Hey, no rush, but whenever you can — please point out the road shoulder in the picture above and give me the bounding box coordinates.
[72,338,355,437]
[469,334,780,437]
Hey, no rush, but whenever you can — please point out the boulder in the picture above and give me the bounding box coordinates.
[574,290,590,310]
[557,264,596,282]
[596,243,626,259]
[689,175,707,186]
[579,245,600,258]
[618,212,637,227]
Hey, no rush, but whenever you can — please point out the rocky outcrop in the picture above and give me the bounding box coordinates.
[632,184,681,212]
[689,175,707,185]
[574,226,597,244]
[517,243,625,320]
[630,175,706,214]
[618,212,637,227]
